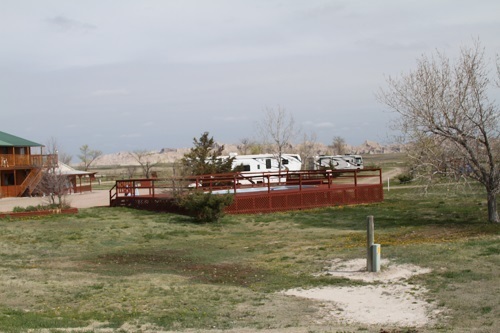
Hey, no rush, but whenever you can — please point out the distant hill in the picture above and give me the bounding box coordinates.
[91,141,403,167]
[350,140,403,154]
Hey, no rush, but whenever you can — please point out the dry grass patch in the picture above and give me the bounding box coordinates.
[86,250,267,287]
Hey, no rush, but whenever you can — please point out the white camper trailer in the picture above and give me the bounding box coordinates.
[315,155,364,170]
[228,153,302,172]
[189,154,302,189]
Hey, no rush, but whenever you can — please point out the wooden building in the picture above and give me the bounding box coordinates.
[0,130,56,198]
[47,162,97,195]
[0,131,98,198]
[0,131,99,198]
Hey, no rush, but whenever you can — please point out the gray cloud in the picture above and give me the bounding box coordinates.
[1,0,499,156]
[46,15,97,32]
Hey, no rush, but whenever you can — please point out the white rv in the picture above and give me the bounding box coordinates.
[341,154,364,169]
[228,153,302,172]
[315,154,364,170]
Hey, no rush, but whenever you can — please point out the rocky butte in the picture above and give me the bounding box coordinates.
[91,140,402,167]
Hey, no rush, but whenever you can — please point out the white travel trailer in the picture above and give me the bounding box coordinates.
[190,154,302,189]
[228,153,302,173]
[315,154,364,170]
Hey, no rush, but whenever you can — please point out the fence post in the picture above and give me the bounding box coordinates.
[371,243,381,272]
[367,215,374,271]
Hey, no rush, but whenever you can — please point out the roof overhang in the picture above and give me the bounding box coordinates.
[0,131,44,147]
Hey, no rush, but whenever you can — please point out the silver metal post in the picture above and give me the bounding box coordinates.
[367,215,374,271]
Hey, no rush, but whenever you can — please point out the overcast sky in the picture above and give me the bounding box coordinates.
[1,0,499,156]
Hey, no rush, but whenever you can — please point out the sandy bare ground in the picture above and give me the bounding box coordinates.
[0,190,109,213]
[283,258,441,327]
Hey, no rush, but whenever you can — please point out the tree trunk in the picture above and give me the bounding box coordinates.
[487,192,499,223]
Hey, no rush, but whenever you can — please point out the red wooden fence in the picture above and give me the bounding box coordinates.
[109,169,383,214]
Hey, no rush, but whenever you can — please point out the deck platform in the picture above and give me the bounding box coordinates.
[109,169,384,214]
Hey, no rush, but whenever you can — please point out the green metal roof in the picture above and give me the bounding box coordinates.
[0,131,44,147]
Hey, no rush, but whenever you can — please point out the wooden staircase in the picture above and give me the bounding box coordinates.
[18,168,43,197]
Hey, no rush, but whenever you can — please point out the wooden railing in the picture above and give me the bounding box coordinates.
[0,154,57,168]
[109,169,384,214]
[73,185,92,194]
[0,154,58,197]
[110,169,383,199]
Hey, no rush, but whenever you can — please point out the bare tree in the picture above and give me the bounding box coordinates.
[58,152,73,165]
[237,138,265,155]
[44,137,73,165]
[378,40,499,223]
[129,150,160,179]
[297,132,322,170]
[331,136,347,155]
[124,165,137,179]
[78,144,102,171]
[257,106,298,169]
[38,138,68,208]
[39,164,68,208]
[237,138,252,155]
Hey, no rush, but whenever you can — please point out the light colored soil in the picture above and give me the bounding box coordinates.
[0,190,109,212]
[284,258,441,327]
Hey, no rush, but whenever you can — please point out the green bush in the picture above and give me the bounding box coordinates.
[178,191,234,223]
[12,206,25,213]
[11,203,70,213]
[397,173,413,184]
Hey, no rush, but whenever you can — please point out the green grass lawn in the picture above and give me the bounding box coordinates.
[0,186,498,332]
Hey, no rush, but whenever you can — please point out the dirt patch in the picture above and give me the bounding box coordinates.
[282,258,441,327]
[88,250,266,287]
